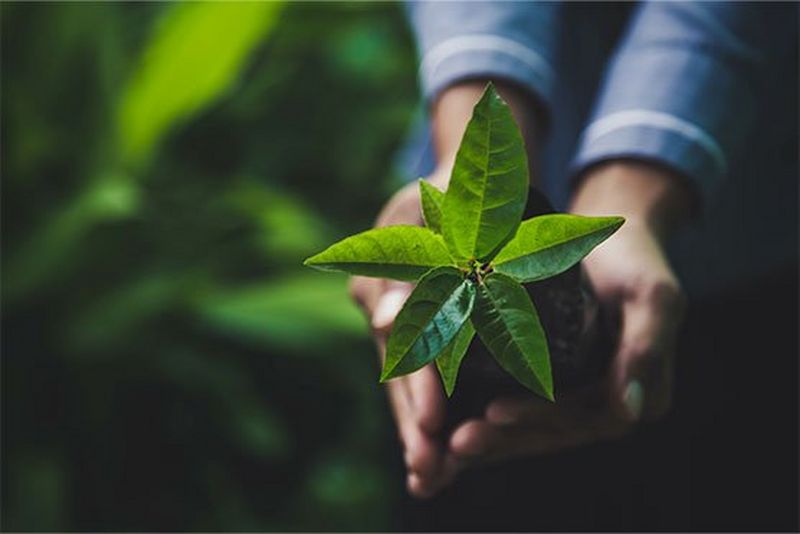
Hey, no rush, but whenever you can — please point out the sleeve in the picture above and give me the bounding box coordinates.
[570,2,795,202]
[405,1,562,113]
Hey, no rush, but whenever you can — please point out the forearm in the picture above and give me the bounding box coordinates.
[570,3,786,209]
[570,160,693,240]
[429,80,546,187]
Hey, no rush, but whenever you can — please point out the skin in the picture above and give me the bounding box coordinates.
[349,80,691,498]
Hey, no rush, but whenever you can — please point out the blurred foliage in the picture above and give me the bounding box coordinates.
[2,2,418,530]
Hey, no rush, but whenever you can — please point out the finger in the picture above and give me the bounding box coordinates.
[449,419,504,459]
[485,383,605,427]
[485,396,553,426]
[379,337,447,491]
[409,451,463,499]
[407,472,436,499]
[371,283,412,335]
[407,365,446,434]
[404,367,447,481]
[450,418,565,462]
[612,281,685,421]
[348,276,385,319]
[386,378,443,480]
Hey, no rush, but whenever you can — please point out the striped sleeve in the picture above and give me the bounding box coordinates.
[405,1,561,113]
[571,2,791,201]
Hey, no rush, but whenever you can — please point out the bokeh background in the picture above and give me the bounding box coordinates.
[2,2,420,530]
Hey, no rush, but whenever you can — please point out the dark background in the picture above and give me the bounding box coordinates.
[2,3,417,530]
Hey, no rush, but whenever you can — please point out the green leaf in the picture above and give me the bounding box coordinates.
[441,82,529,262]
[419,179,444,234]
[472,273,553,400]
[435,321,475,397]
[381,267,475,381]
[493,214,624,282]
[196,273,367,351]
[304,226,454,281]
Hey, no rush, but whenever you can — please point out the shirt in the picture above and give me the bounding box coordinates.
[401,1,798,297]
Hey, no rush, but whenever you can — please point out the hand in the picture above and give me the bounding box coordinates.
[431,160,690,480]
[349,168,455,498]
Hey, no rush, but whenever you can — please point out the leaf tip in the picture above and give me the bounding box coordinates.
[379,363,397,383]
[302,253,322,268]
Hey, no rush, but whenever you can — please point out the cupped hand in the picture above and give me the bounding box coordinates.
[433,161,690,481]
[349,168,458,498]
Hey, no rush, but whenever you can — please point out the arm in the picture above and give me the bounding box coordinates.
[407,0,560,179]
[572,2,792,203]
[569,1,791,419]
[444,2,790,467]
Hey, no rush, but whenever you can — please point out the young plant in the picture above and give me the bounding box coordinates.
[304,83,623,401]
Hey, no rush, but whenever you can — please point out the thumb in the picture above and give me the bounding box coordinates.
[610,298,661,422]
[371,283,412,336]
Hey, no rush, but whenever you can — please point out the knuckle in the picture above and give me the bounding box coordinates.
[643,277,686,312]
[619,339,657,362]
[347,277,363,301]
[348,276,377,312]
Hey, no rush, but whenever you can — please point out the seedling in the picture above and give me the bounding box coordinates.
[304,83,623,401]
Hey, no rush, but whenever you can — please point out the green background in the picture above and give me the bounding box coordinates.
[1,2,419,530]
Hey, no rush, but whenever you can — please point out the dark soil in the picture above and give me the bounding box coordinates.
[445,188,616,428]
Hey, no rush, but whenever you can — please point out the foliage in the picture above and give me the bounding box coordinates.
[306,84,624,400]
[2,2,418,530]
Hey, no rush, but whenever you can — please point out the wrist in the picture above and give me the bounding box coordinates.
[570,160,693,239]
[431,79,544,187]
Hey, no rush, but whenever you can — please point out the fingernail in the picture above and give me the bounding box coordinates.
[372,289,407,330]
[624,380,644,421]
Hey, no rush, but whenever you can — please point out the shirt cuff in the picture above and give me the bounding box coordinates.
[418,34,555,112]
[570,110,728,203]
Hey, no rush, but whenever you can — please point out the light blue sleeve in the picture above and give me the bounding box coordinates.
[405,1,562,112]
[571,2,794,201]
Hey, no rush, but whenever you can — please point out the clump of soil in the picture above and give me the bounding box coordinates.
[445,188,616,427]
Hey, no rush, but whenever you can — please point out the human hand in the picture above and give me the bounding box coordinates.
[349,167,456,498]
[429,160,690,482]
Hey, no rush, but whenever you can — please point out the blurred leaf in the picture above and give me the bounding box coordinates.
[196,273,367,350]
[329,22,401,84]
[228,400,290,460]
[63,272,190,354]
[304,452,391,530]
[308,455,387,507]
[118,2,283,163]
[156,349,291,460]
[3,2,415,530]
[226,180,331,261]
[6,451,67,531]
[3,174,140,303]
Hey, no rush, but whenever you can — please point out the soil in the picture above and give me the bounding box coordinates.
[445,187,616,428]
